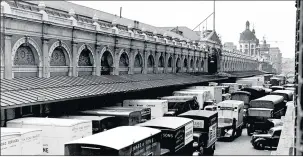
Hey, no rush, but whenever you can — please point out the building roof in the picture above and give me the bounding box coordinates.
[160,26,201,41]
[239,21,258,42]
[12,1,188,40]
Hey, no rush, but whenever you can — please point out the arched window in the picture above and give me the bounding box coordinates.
[14,45,37,66]
[190,59,194,68]
[134,54,143,68]
[78,49,93,66]
[184,58,188,67]
[50,47,67,66]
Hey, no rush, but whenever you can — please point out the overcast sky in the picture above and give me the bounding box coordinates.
[71,1,295,58]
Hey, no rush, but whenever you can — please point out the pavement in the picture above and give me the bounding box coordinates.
[214,128,274,156]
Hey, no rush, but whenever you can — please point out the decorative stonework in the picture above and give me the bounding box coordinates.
[119,52,129,67]
[12,37,42,67]
[78,49,93,66]
[49,40,71,67]
[14,46,37,65]
[50,48,67,66]
[77,44,95,66]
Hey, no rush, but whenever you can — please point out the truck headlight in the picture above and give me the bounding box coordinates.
[192,151,200,156]
[193,142,199,148]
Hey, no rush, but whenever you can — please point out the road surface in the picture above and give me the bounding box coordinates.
[214,128,274,155]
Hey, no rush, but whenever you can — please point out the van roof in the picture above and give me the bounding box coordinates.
[136,117,192,130]
[182,89,210,92]
[65,126,161,150]
[231,91,251,95]
[161,96,196,100]
[252,95,284,104]
[123,99,167,103]
[272,90,294,95]
[59,115,115,121]
[174,90,205,94]
[79,109,139,116]
[7,117,90,127]
[179,110,217,118]
[1,127,42,134]
[217,100,244,106]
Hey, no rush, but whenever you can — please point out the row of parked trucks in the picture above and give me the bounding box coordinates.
[1,74,294,155]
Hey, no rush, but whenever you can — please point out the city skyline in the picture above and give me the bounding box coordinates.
[70,1,295,58]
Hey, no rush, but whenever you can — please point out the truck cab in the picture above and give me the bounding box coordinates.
[251,126,282,150]
[160,96,200,117]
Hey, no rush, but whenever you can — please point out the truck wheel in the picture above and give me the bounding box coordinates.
[257,141,265,150]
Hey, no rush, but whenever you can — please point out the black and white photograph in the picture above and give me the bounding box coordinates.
[0,0,300,156]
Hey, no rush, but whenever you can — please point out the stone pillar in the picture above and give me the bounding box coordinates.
[95,46,101,76]
[173,54,177,73]
[164,52,169,73]
[4,35,12,79]
[154,52,160,74]
[128,50,134,75]
[204,58,208,73]
[142,51,148,74]
[42,39,49,78]
[72,42,78,77]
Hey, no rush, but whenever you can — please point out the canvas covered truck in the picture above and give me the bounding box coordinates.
[65,126,162,156]
[99,106,151,122]
[1,128,43,155]
[216,100,244,141]
[231,91,251,126]
[270,90,294,102]
[270,86,285,92]
[174,90,211,110]
[187,86,222,103]
[160,96,199,116]
[79,109,141,126]
[123,100,168,119]
[178,110,218,155]
[242,87,266,100]
[6,117,92,155]
[246,95,285,136]
[270,77,282,86]
[136,117,194,156]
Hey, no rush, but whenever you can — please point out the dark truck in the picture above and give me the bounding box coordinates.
[160,96,200,116]
[242,87,266,100]
[231,91,251,126]
[136,117,194,156]
[270,77,282,86]
[246,95,285,136]
[178,110,218,155]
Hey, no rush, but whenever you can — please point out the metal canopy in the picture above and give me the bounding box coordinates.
[0,74,227,109]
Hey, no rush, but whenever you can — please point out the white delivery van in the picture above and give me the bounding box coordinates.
[6,117,92,155]
[1,128,42,155]
[174,90,209,110]
[220,83,240,93]
[188,86,222,103]
[1,132,21,155]
[123,99,168,119]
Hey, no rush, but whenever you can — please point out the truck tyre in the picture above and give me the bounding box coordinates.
[256,140,265,150]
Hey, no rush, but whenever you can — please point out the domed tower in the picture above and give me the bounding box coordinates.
[239,21,259,57]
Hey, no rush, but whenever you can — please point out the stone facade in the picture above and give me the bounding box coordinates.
[269,47,283,74]
[0,1,212,80]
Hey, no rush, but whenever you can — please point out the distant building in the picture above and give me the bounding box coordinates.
[223,42,237,51]
[239,21,260,58]
[282,57,295,75]
[269,47,282,74]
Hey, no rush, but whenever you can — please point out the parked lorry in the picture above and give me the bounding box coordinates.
[251,125,282,150]
[178,110,218,155]
[1,128,43,155]
[270,77,282,86]
[173,90,210,110]
[6,117,92,155]
[136,117,194,156]
[187,86,223,103]
[1,132,21,155]
[160,96,199,116]
[123,99,168,119]
[270,90,294,102]
[65,126,162,156]
[246,95,285,136]
[79,109,141,126]
[220,83,240,94]
[216,100,244,141]
[231,91,251,126]
[242,87,266,100]
[99,106,151,122]
[58,115,119,134]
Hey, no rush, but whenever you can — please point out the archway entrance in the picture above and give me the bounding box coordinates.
[176,58,181,73]
[208,48,219,74]
[101,51,113,75]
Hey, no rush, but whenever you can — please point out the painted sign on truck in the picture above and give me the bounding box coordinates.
[6,117,92,155]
